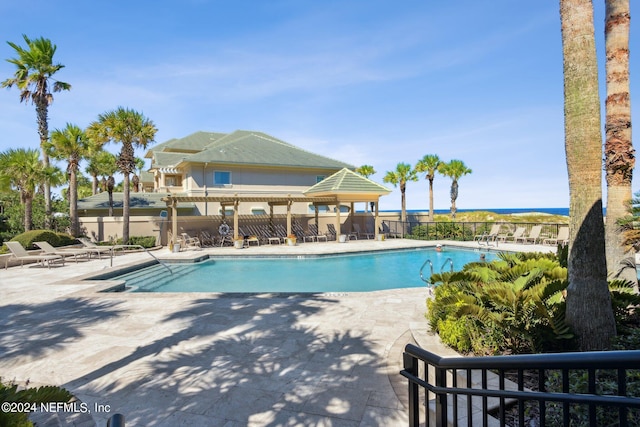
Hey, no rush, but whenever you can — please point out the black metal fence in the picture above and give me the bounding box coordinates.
[382,220,565,242]
[401,343,640,426]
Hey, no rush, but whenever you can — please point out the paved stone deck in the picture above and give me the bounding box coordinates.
[0,239,553,426]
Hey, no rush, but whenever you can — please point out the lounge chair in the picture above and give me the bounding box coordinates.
[543,226,569,245]
[200,230,217,247]
[517,225,543,244]
[258,225,281,245]
[238,227,260,246]
[353,223,374,239]
[5,241,65,269]
[308,224,328,242]
[474,224,501,242]
[499,227,526,243]
[34,241,90,263]
[78,238,115,259]
[326,224,338,241]
[293,222,316,242]
[274,224,289,243]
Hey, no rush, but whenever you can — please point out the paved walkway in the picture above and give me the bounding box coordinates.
[0,239,552,426]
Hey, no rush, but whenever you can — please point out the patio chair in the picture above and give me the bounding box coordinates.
[34,241,90,263]
[517,225,543,244]
[308,224,328,242]
[353,223,374,239]
[274,224,289,243]
[79,237,115,259]
[326,224,338,241]
[474,224,501,242]
[499,227,526,243]
[293,222,316,242]
[199,230,216,247]
[238,227,260,246]
[543,226,569,245]
[259,225,282,245]
[180,233,202,250]
[5,241,65,269]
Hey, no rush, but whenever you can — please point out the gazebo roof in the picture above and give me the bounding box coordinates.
[303,168,391,199]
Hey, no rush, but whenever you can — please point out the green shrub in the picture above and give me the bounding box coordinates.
[427,252,573,354]
[9,230,62,249]
[0,380,73,427]
[113,235,157,248]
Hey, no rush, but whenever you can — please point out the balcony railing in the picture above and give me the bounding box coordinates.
[401,343,640,426]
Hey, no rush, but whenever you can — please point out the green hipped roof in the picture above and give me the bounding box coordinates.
[145,131,227,158]
[151,152,189,168]
[176,130,354,170]
[77,192,194,210]
[304,168,391,195]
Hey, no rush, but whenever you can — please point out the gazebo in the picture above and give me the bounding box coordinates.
[303,168,391,240]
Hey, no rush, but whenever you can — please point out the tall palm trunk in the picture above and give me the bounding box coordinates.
[35,96,52,228]
[450,180,458,219]
[69,168,79,237]
[23,193,33,232]
[560,0,616,350]
[428,178,435,221]
[400,182,407,223]
[106,176,114,217]
[122,172,130,244]
[604,0,636,285]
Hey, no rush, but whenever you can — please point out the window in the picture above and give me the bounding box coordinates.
[316,175,326,183]
[309,204,331,213]
[214,171,231,185]
[218,207,235,216]
[165,175,181,187]
[251,207,267,215]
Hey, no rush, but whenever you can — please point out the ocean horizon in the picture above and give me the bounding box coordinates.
[375,208,571,216]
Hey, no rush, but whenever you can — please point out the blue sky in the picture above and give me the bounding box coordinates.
[0,1,637,211]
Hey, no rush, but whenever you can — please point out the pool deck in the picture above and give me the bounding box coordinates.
[0,239,553,426]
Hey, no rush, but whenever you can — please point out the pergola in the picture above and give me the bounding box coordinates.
[162,168,391,245]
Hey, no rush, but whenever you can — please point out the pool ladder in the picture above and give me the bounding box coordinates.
[109,244,173,275]
[419,257,454,285]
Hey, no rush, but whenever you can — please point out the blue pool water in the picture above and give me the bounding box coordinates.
[110,248,496,293]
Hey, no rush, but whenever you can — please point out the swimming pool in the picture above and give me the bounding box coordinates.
[107,247,496,293]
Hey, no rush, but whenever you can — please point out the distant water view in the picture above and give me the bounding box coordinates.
[376,208,571,216]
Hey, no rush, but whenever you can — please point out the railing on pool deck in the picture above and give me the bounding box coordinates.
[401,343,640,426]
[110,244,173,275]
[382,220,566,241]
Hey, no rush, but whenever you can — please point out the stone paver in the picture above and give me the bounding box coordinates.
[0,239,552,426]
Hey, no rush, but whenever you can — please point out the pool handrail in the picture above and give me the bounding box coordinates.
[419,259,434,285]
[440,257,454,273]
[109,244,173,275]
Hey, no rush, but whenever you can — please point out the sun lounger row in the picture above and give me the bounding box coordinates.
[4,238,115,269]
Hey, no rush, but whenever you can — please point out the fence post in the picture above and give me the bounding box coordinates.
[435,366,448,427]
[403,352,420,426]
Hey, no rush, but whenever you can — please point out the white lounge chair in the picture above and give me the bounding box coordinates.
[499,227,526,243]
[34,241,90,263]
[180,233,202,250]
[4,241,64,269]
[543,226,569,245]
[474,224,501,242]
[517,225,543,244]
[78,238,115,258]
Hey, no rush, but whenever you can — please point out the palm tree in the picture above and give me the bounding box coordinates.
[86,150,117,197]
[87,107,157,243]
[0,148,59,231]
[383,162,417,223]
[355,165,376,212]
[603,0,636,286]
[560,0,616,350]
[414,154,442,221]
[47,124,98,237]
[131,157,146,193]
[439,160,471,219]
[2,35,71,228]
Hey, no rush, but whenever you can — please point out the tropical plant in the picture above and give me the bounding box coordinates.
[427,252,572,354]
[0,148,61,232]
[439,159,471,219]
[87,107,157,243]
[559,0,617,350]
[355,165,377,212]
[414,154,442,221]
[0,380,73,427]
[47,123,98,236]
[86,150,118,216]
[2,35,71,227]
[383,162,417,223]
[131,157,146,193]
[604,0,636,286]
